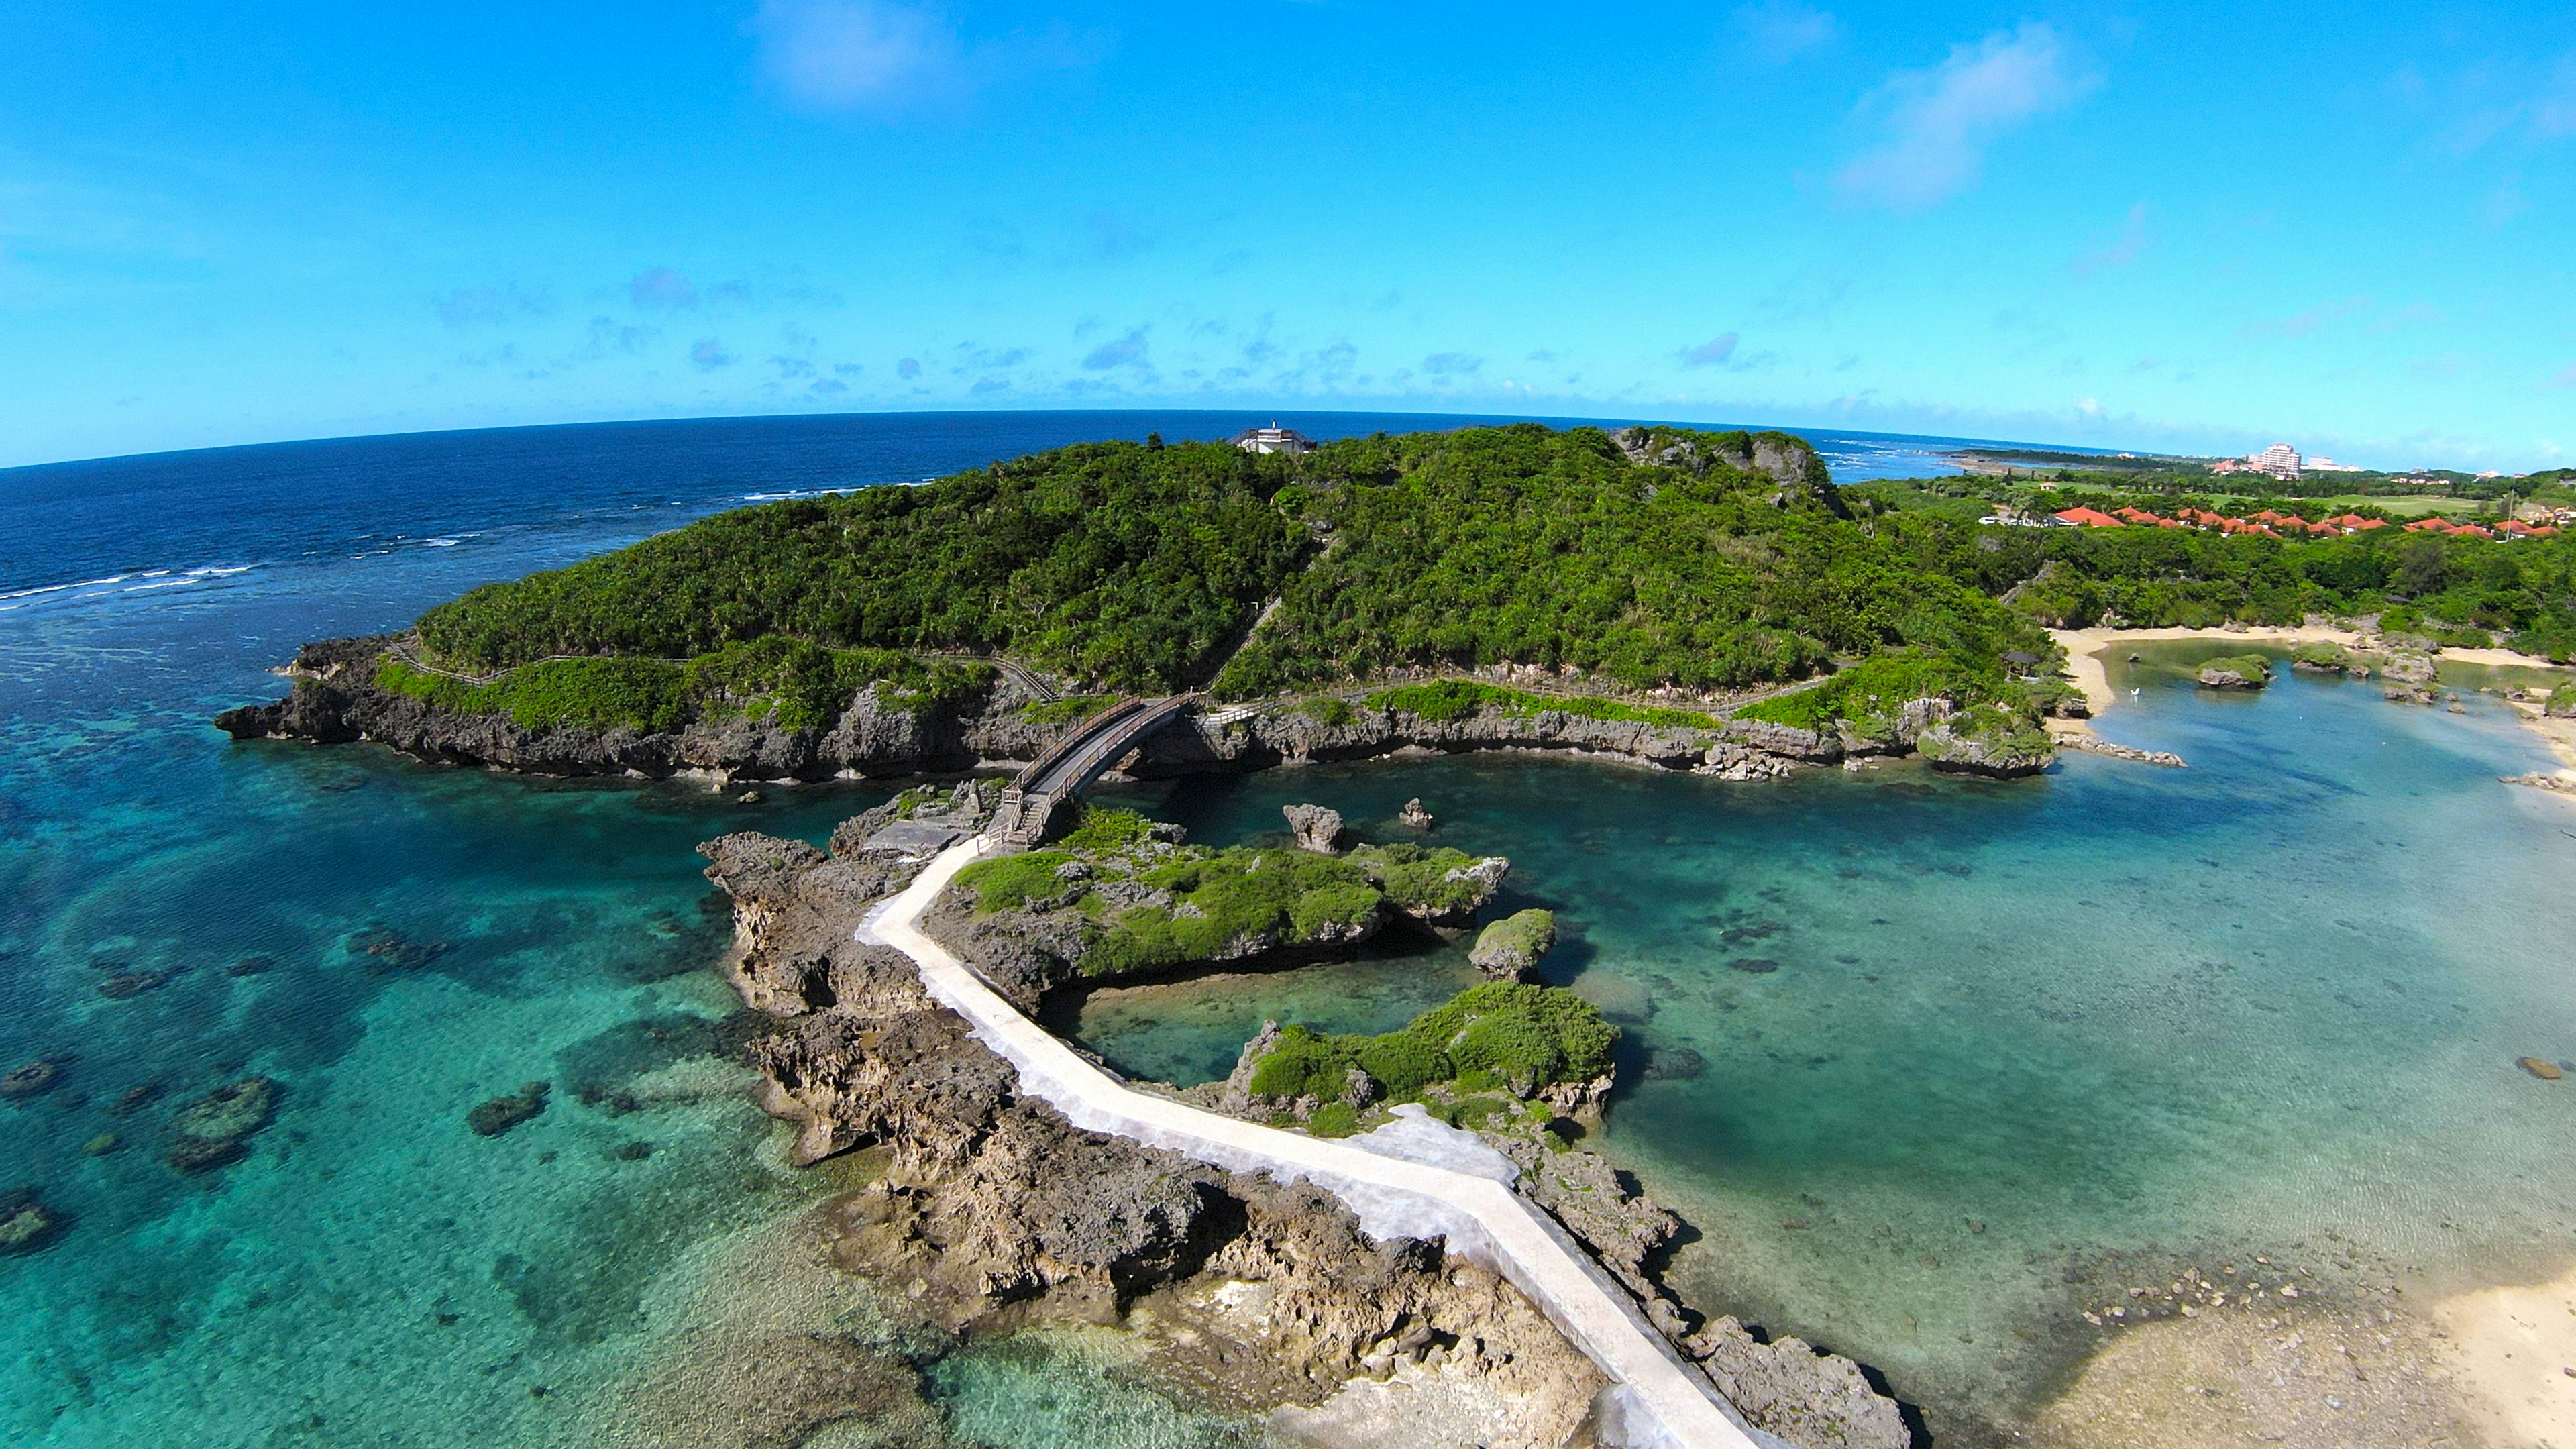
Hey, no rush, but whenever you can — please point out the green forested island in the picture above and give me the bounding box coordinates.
[272,423,2576,754]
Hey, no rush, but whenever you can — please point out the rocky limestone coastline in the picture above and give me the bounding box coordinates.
[698,808,1913,1448]
[218,635,2058,786]
[698,824,1614,1447]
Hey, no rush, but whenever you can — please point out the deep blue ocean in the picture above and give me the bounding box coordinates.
[6,411,2573,1447]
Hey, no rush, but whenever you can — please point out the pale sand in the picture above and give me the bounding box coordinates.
[2029,1294,2475,1449]
[2047,626,2576,778]
[2436,1266,2576,1449]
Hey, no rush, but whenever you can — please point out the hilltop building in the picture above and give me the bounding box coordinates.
[1230,423,1317,456]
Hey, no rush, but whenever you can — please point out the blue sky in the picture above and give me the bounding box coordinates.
[3,2,2572,470]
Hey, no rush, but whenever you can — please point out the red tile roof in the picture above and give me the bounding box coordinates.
[2054,506,2124,528]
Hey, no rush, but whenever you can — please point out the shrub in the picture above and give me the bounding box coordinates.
[1405,983,1617,1091]
[1247,1027,1354,1099]
[1023,694,1118,726]
[1350,843,1496,918]
[1289,883,1382,937]
[1352,1034,1450,1100]
[1306,1102,1361,1137]
[1295,696,1356,727]
[1735,651,1999,731]
[955,851,1075,912]
[1057,804,1152,851]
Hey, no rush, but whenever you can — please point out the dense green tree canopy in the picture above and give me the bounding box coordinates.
[411,425,2051,700]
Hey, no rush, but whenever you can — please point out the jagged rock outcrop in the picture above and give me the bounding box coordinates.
[1398,798,1434,830]
[2379,650,2438,705]
[1608,426,1851,519]
[1914,721,2055,778]
[1684,1318,1913,1449]
[1283,803,1345,854]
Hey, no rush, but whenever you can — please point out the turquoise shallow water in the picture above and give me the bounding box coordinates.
[14,417,2576,1446]
[0,418,1296,1448]
[1079,645,2576,1440]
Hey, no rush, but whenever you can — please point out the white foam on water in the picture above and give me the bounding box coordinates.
[2,574,131,600]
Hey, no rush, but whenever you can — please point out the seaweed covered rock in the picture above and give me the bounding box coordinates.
[1469,910,1557,981]
[2288,641,2357,674]
[467,1082,550,1137]
[0,1188,69,1256]
[1,1059,64,1102]
[2196,654,2273,690]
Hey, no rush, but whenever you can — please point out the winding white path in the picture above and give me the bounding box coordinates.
[859,837,1772,1449]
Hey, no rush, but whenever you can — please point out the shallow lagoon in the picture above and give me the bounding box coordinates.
[1080,645,2576,1440]
[9,413,2575,1445]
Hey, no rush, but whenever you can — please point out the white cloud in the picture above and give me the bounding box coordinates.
[1082,327,1150,371]
[1679,333,1740,367]
[755,0,954,109]
[1833,24,2097,209]
[629,267,700,309]
[751,0,1104,111]
[2070,201,2150,275]
[1734,2,1836,65]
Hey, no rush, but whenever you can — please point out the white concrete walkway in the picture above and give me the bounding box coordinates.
[859,838,1770,1449]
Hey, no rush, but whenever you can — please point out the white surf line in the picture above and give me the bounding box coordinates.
[861,837,1770,1449]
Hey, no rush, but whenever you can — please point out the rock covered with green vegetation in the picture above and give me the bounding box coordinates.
[2288,641,2359,674]
[1213,982,1621,1135]
[2548,682,2576,718]
[2195,654,2273,690]
[1470,909,1558,981]
[919,808,1508,1006]
[214,632,1096,781]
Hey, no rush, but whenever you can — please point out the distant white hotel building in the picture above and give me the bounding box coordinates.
[1230,423,1317,455]
[2241,443,2362,480]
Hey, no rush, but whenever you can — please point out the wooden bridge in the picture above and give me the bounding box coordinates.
[987,694,1199,847]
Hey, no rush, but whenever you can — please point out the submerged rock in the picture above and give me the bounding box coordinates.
[0,1189,68,1256]
[2519,1057,2563,1081]
[166,1075,280,1173]
[97,969,175,1000]
[1283,802,1345,854]
[1,1059,64,1101]
[467,1081,551,1136]
[1469,909,1557,981]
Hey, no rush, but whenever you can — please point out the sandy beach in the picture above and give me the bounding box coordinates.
[2048,625,2576,780]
